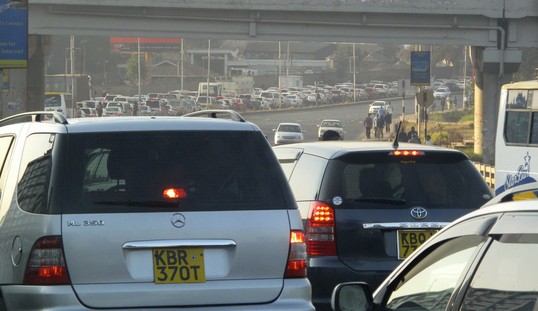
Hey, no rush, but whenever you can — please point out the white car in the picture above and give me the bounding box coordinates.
[433,87,451,99]
[285,94,303,107]
[273,122,304,145]
[318,119,344,140]
[368,100,387,114]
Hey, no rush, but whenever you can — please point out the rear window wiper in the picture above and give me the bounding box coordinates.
[92,200,180,207]
[354,198,406,205]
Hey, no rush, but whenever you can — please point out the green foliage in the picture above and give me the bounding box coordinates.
[125,54,148,85]
[428,110,469,122]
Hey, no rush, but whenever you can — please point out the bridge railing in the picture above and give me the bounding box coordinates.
[473,162,495,191]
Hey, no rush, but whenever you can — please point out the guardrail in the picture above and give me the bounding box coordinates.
[473,162,495,190]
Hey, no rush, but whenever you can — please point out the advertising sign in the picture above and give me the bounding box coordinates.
[410,51,430,86]
[0,0,28,68]
[111,37,182,53]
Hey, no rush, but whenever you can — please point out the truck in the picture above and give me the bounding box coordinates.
[279,75,303,91]
[199,76,255,99]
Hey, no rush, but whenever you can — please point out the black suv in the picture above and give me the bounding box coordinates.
[273,141,493,310]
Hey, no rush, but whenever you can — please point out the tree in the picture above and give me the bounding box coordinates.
[125,53,148,85]
[332,44,352,80]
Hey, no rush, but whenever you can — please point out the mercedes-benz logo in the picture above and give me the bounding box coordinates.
[410,207,428,220]
[171,213,186,228]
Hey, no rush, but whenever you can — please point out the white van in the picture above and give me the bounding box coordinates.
[44,92,74,117]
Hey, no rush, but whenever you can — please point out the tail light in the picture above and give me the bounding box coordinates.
[306,202,336,256]
[23,236,70,285]
[285,230,307,278]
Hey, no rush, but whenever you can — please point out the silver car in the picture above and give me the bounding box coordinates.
[0,111,313,310]
[273,122,304,145]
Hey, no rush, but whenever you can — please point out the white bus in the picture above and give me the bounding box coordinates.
[44,92,74,117]
[495,78,538,195]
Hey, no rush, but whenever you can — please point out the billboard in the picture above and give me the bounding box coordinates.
[410,51,430,86]
[0,0,28,68]
[110,37,182,53]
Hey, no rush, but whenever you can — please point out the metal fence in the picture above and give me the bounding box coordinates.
[473,162,495,190]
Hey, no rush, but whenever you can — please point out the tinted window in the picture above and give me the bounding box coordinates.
[320,151,492,209]
[17,134,56,214]
[63,131,289,213]
[384,236,485,311]
[461,234,538,310]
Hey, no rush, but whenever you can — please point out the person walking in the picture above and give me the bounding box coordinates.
[373,114,379,139]
[407,126,418,139]
[364,113,373,139]
[377,114,385,138]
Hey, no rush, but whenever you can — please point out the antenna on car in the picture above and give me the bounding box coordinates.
[392,121,402,150]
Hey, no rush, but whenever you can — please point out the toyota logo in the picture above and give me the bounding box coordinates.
[410,207,428,220]
[171,213,186,228]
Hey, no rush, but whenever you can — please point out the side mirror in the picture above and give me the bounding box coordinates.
[331,282,373,311]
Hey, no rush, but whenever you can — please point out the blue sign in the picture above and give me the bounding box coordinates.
[410,51,430,86]
[0,0,28,68]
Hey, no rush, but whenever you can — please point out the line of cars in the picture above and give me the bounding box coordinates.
[1,108,533,311]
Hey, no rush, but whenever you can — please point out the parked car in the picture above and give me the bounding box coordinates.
[317,119,344,140]
[103,106,123,116]
[368,100,386,114]
[139,105,152,116]
[0,111,313,310]
[272,141,493,310]
[331,184,538,311]
[285,94,304,107]
[273,122,304,145]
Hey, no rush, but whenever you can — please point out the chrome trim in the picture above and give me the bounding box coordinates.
[123,240,237,249]
[363,222,450,229]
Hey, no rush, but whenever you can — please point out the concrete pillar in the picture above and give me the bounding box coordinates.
[26,35,46,112]
[472,47,522,164]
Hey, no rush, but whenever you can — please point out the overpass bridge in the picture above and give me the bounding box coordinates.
[12,0,538,162]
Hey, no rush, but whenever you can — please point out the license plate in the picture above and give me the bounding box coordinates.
[153,247,206,284]
[397,230,437,259]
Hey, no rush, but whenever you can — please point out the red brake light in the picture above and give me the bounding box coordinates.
[390,150,425,157]
[24,236,70,285]
[163,187,187,199]
[285,230,307,278]
[306,202,336,256]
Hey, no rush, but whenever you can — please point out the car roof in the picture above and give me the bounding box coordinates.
[54,116,260,133]
[273,141,462,160]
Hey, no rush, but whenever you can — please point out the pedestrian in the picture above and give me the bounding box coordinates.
[408,133,421,144]
[384,112,392,134]
[407,126,418,139]
[96,102,103,117]
[441,97,446,111]
[397,126,409,142]
[364,113,373,139]
[453,96,458,109]
[425,135,434,145]
[373,114,379,139]
[377,113,385,138]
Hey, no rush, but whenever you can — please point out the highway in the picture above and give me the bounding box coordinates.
[244,96,434,145]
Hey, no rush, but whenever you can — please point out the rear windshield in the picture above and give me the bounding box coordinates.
[62,131,290,213]
[319,151,492,210]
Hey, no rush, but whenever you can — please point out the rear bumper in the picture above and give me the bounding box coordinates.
[308,256,398,311]
[1,279,314,310]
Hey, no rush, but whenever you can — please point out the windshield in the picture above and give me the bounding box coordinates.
[44,95,62,107]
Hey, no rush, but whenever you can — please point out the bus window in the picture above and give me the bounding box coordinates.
[44,92,73,117]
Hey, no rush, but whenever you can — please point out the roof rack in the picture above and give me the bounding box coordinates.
[0,111,68,127]
[181,109,246,122]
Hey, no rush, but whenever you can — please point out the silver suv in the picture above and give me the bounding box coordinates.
[0,111,313,310]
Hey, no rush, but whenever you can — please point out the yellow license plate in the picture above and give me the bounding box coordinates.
[153,247,206,284]
[397,230,437,259]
